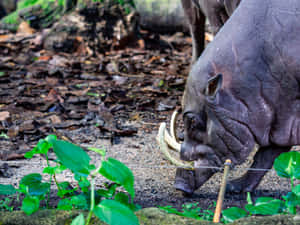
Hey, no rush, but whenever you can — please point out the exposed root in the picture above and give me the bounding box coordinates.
[157,123,194,170]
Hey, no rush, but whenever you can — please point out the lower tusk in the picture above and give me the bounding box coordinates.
[170,110,180,143]
[157,123,194,170]
[164,126,180,152]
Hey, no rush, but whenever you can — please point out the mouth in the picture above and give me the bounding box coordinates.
[156,110,219,194]
[156,110,194,170]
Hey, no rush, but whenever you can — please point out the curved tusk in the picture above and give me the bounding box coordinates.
[164,126,180,152]
[157,122,194,170]
[170,110,180,144]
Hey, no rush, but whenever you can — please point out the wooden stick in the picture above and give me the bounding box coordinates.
[213,159,232,223]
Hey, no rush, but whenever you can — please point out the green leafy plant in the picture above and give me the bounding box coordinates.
[0,197,14,212]
[159,202,216,221]
[0,135,140,225]
[0,132,9,139]
[222,151,300,223]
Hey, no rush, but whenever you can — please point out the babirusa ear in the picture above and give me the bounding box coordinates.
[205,74,223,98]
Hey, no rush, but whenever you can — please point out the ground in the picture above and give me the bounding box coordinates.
[0,23,297,213]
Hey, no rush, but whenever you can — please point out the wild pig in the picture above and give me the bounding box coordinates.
[182,0,240,63]
[158,0,300,194]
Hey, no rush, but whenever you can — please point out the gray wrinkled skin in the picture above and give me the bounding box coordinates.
[175,0,300,194]
[181,0,240,63]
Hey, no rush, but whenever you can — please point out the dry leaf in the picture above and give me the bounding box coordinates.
[17,21,35,35]
[0,111,10,121]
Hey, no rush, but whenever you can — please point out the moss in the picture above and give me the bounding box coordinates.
[1,0,67,26]
[2,11,19,24]
[0,208,298,225]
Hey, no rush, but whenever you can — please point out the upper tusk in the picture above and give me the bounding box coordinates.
[170,110,180,143]
[157,123,194,170]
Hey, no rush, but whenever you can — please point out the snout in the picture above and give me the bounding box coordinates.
[180,141,215,161]
[174,160,215,194]
[156,110,218,194]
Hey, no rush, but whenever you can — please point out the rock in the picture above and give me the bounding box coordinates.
[133,0,188,33]
[136,207,215,225]
[231,214,299,225]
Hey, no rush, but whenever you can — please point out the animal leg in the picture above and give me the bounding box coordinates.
[227,146,290,193]
[181,0,206,63]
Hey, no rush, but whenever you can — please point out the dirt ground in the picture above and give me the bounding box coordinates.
[0,120,296,210]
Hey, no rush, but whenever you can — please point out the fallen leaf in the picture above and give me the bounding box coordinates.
[48,115,62,124]
[0,111,10,121]
[38,55,52,61]
[205,32,214,42]
[17,21,35,35]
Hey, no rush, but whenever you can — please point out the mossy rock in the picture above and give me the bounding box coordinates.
[0,208,299,225]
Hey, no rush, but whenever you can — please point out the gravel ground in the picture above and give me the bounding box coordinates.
[0,119,297,210]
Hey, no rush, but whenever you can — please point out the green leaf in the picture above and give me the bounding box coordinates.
[48,139,91,176]
[115,192,129,205]
[246,192,253,204]
[283,192,300,214]
[0,184,16,195]
[75,175,90,193]
[25,139,52,158]
[71,195,88,210]
[99,158,135,198]
[222,207,247,223]
[87,147,106,156]
[45,134,57,142]
[57,198,73,210]
[43,165,65,175]
[28,183,50,197]
[0,132,9,139]
[86,92,100,97]
[19,173,50,197]
[24,148,37,159]
[93,199,139,225]
[274,151,300,179]
[57,182,76,198]
[159,205,183,216]
[21,196,40,215]
[245,197,283,215]
[97,183,120,199]
[71,214,85,225]
[20,173,42,186]
[292,184,300,197]
[114,192,139,211]
[36,139,52,154]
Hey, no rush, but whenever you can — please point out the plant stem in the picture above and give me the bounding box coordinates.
[291,178,294,189]
[85,178,95,225]
[45,155,51,208]
[85,164,102,225]
[46,175,52,208]
[46,156,61,192]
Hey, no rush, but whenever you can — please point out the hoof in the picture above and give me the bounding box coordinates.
[226,180,244,193]
[226,179,256,193]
